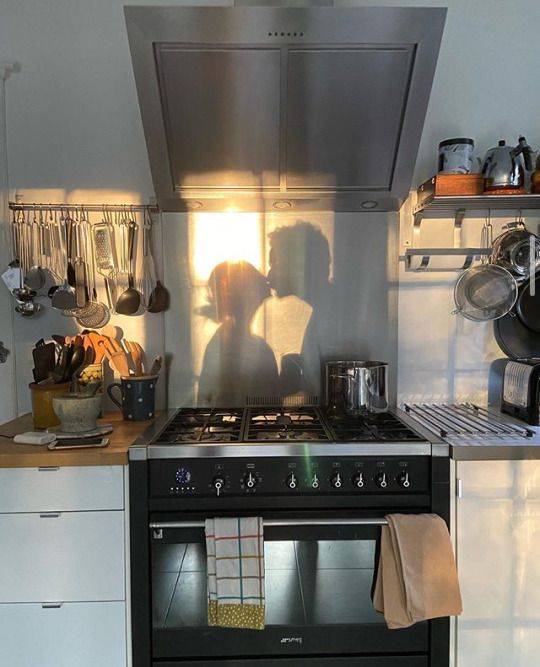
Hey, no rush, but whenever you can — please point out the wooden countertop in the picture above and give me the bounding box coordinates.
[0,412,154,467]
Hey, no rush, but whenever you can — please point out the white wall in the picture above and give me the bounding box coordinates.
[0,0,173,413]
[336,0,540,184]
[2,0,539,411]
[388,0,540,405]
[0,71,18,421]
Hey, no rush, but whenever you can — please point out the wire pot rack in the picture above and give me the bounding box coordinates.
[403,402,534,439]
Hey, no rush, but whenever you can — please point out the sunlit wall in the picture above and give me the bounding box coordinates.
[164,209,398,409]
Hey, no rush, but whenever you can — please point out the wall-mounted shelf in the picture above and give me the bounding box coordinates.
[414,193,540,215]
[403,193,540,272]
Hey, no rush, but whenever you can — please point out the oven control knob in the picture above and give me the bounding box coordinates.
[330,472,343,489]
[311,474,320,489]
[352,472,365,489]
[285,473,298,490]
[212,476,226,496]
[396,471,411,488]
[374,472,388,489]
[243,472,258,489]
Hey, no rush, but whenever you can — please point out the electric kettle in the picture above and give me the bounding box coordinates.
[482,136,534,190]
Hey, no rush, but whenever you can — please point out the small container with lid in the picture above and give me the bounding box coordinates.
[438,138,476,174]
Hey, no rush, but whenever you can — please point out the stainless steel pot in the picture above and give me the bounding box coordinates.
[325,361,388,415]
[490,222,540,279]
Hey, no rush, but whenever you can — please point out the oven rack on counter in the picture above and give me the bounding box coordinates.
[403,402,534,439]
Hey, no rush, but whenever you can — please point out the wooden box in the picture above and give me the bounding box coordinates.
[417,174,484,206]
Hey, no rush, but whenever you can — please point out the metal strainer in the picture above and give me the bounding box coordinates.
[453,221,518,321]
[453,264,518,321]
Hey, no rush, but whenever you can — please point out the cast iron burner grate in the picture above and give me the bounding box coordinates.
[155,408,245,443]
[245,407,331,442]
[325,412,425,442]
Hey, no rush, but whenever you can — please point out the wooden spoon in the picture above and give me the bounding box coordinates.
[109,351,130,377]
[126,340,144,375]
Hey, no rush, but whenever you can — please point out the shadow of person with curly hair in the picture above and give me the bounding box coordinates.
[267,221,339,398]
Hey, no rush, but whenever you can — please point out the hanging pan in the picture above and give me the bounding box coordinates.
[494,271,540,359]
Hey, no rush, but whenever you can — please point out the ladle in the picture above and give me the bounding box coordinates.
[115,220,141,315]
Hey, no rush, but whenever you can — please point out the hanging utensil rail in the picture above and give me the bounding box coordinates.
[6,201,167,319]
[9,202,159,213]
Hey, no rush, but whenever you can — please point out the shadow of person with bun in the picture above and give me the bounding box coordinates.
[198,260,279,406]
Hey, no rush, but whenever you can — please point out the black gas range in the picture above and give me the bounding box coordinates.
[129,407,449,667]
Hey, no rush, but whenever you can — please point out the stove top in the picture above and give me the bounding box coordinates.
[153,407,426,445]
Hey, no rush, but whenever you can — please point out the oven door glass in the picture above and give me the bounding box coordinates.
[151,519,429,659]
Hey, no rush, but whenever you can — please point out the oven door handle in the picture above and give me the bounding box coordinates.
[149,518,388,530]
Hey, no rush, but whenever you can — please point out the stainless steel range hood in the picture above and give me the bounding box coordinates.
[125,5,446,212]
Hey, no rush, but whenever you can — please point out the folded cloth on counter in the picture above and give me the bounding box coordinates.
[373,513,462,629]
[205,517,265,630]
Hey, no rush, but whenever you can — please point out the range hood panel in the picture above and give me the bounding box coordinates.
[125,6,446,212]
[286,47,413,190]
[157,46,281,189]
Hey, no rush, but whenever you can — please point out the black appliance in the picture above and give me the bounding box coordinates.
[501,360,540,425]
[130,407,450,667]
[494,271,540,361]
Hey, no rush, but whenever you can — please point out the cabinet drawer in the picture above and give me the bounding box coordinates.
[0,465,124,512]
[0,601,126,667]
[0,511,125,602]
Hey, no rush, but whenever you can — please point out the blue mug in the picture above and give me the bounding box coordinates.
[107,376,158,421]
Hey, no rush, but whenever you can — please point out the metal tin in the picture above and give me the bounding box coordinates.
[325,361,388,415]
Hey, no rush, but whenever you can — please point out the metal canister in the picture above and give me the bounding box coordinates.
[325,361,388,415]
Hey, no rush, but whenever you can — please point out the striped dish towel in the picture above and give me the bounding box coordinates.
[205,517,265,630]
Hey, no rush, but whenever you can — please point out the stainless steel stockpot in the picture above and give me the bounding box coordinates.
[325,361,388,415]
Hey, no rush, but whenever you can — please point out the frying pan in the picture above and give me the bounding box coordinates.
[494,272,540,359]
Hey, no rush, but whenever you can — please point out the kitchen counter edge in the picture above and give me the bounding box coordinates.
[0,412,163,468]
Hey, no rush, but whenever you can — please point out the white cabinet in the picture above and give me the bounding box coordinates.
[0,511,125,602]
[0,465,124,512]
[0,466,128,667]
[0,602,126,667]
[455,460,540,667]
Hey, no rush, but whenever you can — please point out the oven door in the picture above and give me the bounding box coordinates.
[149,513,429,662]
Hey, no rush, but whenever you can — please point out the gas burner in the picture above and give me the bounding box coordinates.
[325,411,425,443]
[254,430,326,441]
[155,408,244,444]
[251,411,317,425]
[245,407,331,442]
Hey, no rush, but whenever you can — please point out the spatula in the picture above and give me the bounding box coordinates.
[149,355,162,376]
[51,218,77,310]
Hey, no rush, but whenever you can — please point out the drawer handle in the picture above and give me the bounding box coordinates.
[38,466,60,472]
[39,513,61,519]
[42,603,63,609]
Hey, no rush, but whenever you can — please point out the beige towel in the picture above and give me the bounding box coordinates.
[373,513,462,629]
